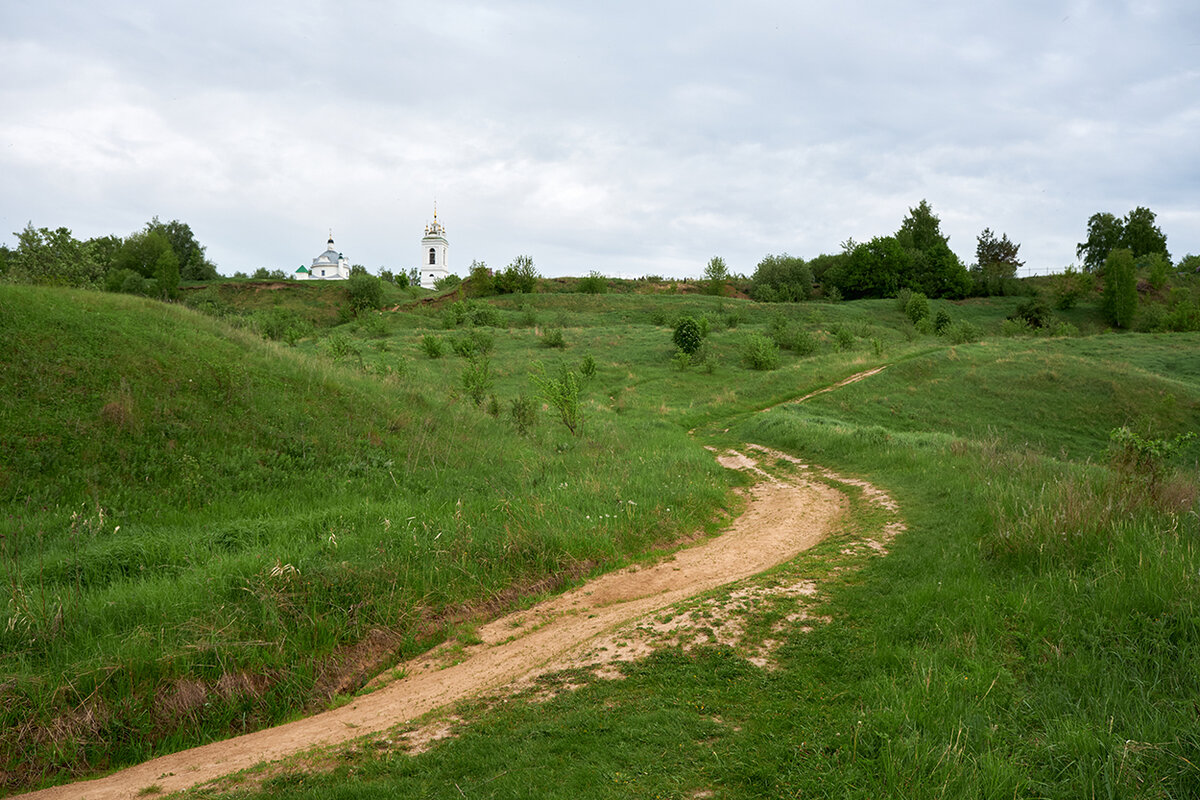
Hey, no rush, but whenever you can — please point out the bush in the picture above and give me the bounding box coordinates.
[750,253,811,302]
[434,274,462,291]
[579,354,597,379]
[531,362,582,435]
[461,356,493,406]
[346,273,383,314]
[494,255,538,294]
[541,328,566,349]
[1009,296,1054,329]
[894,288,914,312]
[834,327,855,351]
[452,329,494,358]
[1000,318,1032,337]
[904,292,930,323]
[772,322,817,355]
[1109,426,1196,493]
[944,320,979,344]
[933,308,952,334]
[420,334,444,358]
[578,271,608,294]
[740,333,780,370]
[510,394,538,435]
[673,316,703,355]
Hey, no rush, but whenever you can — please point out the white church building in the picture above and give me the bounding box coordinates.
[292,208,452,288]
[419,208,450,289]
[295,234,351,280]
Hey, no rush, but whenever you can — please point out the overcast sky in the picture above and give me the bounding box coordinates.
[2,1,1197,279]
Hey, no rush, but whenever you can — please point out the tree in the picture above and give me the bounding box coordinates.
[895,200,971,298]
[467,260,494,296]
[972,228,1024,295]
[1077,207,1169,273]
[155,247,180,300]
[7,224,104,288]
[1121,206,1169,263]
[703,256,729,296]
[87,234,123,276]
[145,218,218,281]
[407,267,421,286]
[115,230,175,279]
[1101,249,1137,328]
[827,236,912,299]
[1076,212,1124,272]
[750,254,812,302]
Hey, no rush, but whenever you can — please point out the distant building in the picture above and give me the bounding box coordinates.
[296,234,350,280]
[420,208,450,289]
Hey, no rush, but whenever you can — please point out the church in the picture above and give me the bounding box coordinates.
[419,208,450,289]
[294,234,350,281]
[293,207,451,288]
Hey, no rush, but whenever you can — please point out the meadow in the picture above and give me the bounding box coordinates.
[1,280,1197,798]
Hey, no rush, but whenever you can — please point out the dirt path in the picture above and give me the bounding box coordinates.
[791,365,889,404]
[19,451,846,800]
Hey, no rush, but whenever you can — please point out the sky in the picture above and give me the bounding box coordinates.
[2,1,1197,279]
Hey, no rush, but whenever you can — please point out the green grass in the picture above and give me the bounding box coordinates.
[3,281,1199,798]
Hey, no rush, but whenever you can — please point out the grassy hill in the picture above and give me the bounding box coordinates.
[2,282,1198,797]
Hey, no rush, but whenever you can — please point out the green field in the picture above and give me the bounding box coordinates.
[1,282,1198,798]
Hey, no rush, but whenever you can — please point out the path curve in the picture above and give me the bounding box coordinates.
[19,453,844,800]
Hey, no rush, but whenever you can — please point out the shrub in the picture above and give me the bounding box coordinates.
[461,356,493,406]
[894,288,914,312]
[451,329,494,358]
[1009,296,1054,329]
[750,253,811,302]
[362,313,388,338]
[531,362,582,435]
[541,328,566,349]
[834,327,855,351]
[433,274,461,291]
[510,394,538,435]
[324,332,360,362]
[740,333,780,370]
[579,354,597,379]
[904,291,930,323]
[578,271,608,294]
[1109,426,1196,494]
[673,316,703,355]
[346,273,383,314]
[1000,318,1032,337]
[420,334,444,358]
[944,320,979,344]
[648,307,670,326]
[494,255,539,294]
[933,308,952,334]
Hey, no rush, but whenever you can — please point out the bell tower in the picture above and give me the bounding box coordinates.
[420,204,450,289]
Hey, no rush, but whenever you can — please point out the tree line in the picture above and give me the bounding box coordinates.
[733,201,1190,329]
[0,218,218,299]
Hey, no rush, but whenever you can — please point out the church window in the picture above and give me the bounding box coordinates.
[429,248,436,265]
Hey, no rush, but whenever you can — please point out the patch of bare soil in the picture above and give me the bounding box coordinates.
[18,447,897,800]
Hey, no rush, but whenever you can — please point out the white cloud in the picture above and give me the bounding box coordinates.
[2,0,1197,277]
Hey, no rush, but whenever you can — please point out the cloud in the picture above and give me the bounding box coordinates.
[2,1,1198,276]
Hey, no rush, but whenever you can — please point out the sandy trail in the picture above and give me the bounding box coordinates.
[19,451,844,800]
